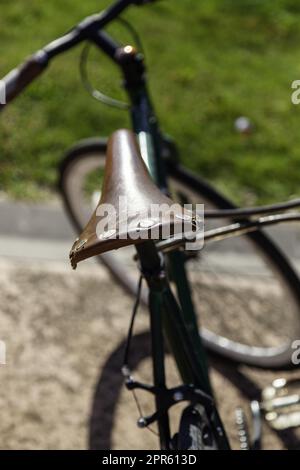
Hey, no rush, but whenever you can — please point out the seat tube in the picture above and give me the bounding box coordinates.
[135,241,171,449]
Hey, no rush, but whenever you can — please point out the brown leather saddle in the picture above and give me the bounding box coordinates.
[69,129,195,269]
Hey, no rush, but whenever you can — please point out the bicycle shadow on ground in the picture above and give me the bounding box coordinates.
[88,331,300,450]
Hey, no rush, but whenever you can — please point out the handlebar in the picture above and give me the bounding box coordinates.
[0,0,156,111]
[0,51,48,110]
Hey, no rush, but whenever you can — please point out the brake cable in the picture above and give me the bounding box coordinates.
[122,274,143,372]
[79,17,143,109]
[121,274,158,437]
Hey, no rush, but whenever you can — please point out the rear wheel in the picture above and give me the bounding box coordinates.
[59,138,300,369]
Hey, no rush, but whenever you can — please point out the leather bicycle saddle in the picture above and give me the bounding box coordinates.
[69,129,196,269]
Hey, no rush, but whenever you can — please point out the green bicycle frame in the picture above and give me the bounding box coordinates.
[122,47,230,449]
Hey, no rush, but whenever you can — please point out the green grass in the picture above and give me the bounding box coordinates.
[1,0,300,203]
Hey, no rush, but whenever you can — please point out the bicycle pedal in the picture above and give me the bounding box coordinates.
[235,402,262,450]
[235,408,250,450]
[261,377,300,430]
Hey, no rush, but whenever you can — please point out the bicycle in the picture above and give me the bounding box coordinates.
[2,0,300,450]
[58,2,300,370]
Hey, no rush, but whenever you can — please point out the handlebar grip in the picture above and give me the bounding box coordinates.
[0,50,48,111]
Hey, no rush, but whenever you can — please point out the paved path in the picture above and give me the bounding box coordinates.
[0,198,73,262]
[1,198,300,262]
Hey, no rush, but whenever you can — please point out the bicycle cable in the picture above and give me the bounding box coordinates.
[79,18,144,109]
[80,43,130,109]
[122,274,143,371]
[121,274,158,438]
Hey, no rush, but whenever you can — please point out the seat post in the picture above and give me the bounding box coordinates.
[135,241,171,449]
[135,241,163,278]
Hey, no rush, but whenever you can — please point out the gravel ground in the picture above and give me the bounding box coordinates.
[0,257,300,449]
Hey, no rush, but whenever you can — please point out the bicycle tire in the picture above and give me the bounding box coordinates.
[58,137,300,369]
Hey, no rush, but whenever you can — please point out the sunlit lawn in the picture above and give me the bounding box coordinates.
[1,0,300,203]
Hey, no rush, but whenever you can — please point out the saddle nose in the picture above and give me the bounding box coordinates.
[69,129,196,269]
